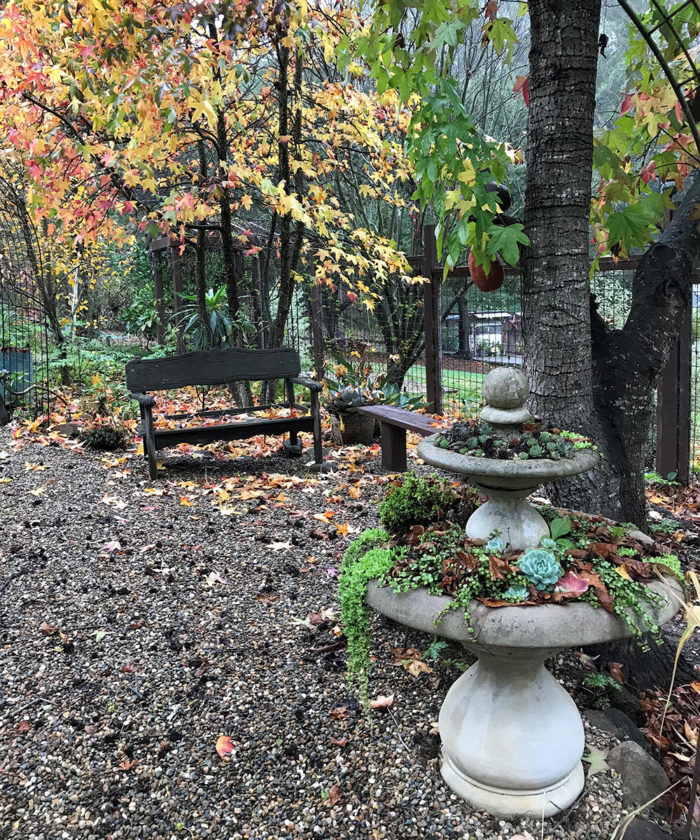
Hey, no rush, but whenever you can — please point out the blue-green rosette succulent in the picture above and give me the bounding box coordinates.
[485,536,507,554]
[503,585,529,603]
[540,537,557,551]
[517,549,563,590]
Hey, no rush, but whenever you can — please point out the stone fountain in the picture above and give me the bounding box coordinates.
[421,366,599,550]
[365,368,682,818]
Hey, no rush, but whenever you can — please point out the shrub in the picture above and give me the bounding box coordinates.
[379,472,457,535]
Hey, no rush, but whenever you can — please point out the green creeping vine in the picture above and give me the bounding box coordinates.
[338,529,392,708]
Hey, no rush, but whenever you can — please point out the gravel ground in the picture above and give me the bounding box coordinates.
[0,428,662,840]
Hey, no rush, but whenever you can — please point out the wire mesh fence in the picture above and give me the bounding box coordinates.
[0,181,50,419]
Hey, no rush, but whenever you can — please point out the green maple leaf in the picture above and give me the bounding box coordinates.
[486,223,529,267]
[582,745,610,776]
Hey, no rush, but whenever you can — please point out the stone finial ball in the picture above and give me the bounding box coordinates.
[482,367,529,410]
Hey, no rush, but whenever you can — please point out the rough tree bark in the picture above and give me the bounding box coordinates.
[269,39,305,350]
[522,0,700,528]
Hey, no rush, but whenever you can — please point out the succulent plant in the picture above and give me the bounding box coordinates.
[529,444,544,458]
[540,537,557,551]
[485,536,507,554]
[517,549,563,590]
[328,385,371,413]
[503,585,530,603]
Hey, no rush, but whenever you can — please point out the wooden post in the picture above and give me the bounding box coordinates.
[150,249,166,346]
[656,299,691,484]
[310,280,325,379]
[422,224,443,414]
[457,298,471,357]
[170,243,185,354]
[252,258,266,349]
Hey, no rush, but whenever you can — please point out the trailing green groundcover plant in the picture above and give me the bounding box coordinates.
[340,474,682,705]
[436,419,594,460]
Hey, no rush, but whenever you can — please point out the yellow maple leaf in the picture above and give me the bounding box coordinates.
[615,564,632,581]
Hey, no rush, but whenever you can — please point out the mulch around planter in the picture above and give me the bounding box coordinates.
[0,427,685,840]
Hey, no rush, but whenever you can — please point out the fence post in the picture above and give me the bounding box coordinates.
[170,244,185,354]
[422,224,443,414]
[309,281,325,379]
[150,249,166,346]
[656,299,691,483]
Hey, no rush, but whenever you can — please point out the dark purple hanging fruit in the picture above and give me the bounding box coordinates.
[485,181,512,212]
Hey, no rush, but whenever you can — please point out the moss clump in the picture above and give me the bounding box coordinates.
[82,422,129,451]
[379,472,457,535]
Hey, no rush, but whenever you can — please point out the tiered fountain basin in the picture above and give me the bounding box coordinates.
[366,576,681,818]
[417,436,599,551]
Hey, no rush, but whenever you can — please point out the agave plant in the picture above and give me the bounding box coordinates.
[321,349,427,416]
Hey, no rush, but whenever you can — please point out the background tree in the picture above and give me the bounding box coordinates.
[0,0,415,362]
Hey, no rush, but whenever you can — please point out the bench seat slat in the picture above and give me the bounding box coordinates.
[148,415,315,449]
[356,405,442,437]
[164,402,288,421]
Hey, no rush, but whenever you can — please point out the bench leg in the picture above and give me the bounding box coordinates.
[284,431,303,457]
[143,405,158,480]
[381,424,407,472]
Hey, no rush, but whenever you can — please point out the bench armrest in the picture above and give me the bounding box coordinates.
[291,376,322,392]
[130,392,157,408]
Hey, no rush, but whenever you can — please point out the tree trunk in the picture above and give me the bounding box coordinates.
[196,142,214,349]
[522,0,700,528]
[270,41,305,350]
[522,0,601,430]
[587,175,700,525]
[522,0,613,518]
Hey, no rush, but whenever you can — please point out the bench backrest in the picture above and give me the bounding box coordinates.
[126,347,301,392]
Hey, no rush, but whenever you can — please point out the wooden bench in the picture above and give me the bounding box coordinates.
[126,347,324,479]
[356,405,444,471]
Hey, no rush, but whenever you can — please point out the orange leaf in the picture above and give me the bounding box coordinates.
[119,758,138,771]
[484,0,498,21]
[607,661,626,685]
[370,694,394,709]
[615,563,632,581]
[327,784,341,806]
[40,620,57,636]
[216,735,234,758]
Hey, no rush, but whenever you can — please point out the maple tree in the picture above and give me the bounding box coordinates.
[350,0,699,526]
[0,0,417,359]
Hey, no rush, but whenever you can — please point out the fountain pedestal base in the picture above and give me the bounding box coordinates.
[441,754,585,819]
[438,645,585,818]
